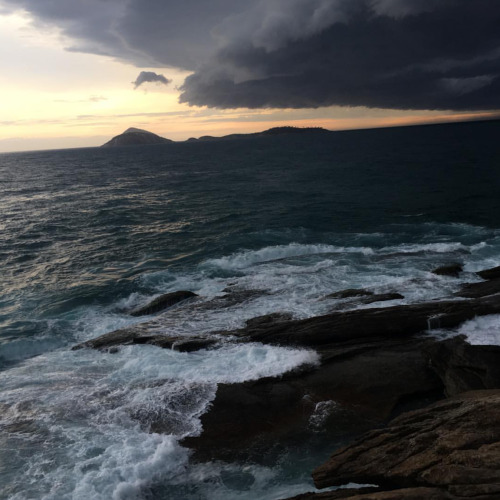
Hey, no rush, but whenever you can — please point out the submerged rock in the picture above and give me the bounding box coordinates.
[130,290,197,316]
[312,390,500,499]
[349,292,404,305]
[326,289,374,299]
[431,263,463,277]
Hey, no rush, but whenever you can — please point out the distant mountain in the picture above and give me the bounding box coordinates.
[101,128,173,147]
[186,126,331,143]
[102,126,331,148]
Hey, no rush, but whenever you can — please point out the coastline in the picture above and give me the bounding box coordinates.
[75,264,500,499]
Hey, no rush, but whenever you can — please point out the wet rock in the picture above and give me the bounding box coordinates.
[244,312,294,328]
[326,289,374,299]
[182,337,444,461]
[427,335,500,396]
[455,278,500,298]
[312,390,500,499]
[218,288,270,306]
[235,293,500,347]
[432,263,463,277]
[285,487,452,499]
[130,290,197,316]
[352,292,404,305]
[477,265,500,280]
[72,328,215,352]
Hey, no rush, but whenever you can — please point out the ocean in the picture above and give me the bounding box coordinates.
[1,119,500,499]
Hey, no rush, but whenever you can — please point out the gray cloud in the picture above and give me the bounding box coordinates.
[133,71,171,89]
[179,0,500,111]
[2,0,500,111]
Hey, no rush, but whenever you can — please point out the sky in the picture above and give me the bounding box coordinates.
[0,0,499,152]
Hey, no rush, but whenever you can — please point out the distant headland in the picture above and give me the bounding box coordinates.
[101,127,173,147]
[101,126,330,147]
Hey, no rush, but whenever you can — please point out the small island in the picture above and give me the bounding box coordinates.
[101,127,173,147]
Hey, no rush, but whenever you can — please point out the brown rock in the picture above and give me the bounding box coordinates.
[284,487,453,499]
[312,390,500,497]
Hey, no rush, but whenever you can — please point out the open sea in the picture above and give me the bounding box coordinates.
[1,120,500,499]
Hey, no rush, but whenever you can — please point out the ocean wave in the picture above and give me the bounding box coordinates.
[456,314,500,346]
[203,243,375,270]
[1,340,318,500]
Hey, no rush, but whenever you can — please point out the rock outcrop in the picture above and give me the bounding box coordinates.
[182,336,443,461]
[72,328,215,352]
[235,293,500,347]
[311,390,500,499]
[477,265,500,280]
[427,336,500,396]
[130,290,197,316]
[432,263,463,277]
[456,278,500,298]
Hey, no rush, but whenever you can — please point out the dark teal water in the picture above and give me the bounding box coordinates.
[1,120,500,499]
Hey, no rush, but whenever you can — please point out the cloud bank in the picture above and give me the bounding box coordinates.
[2,0,500,111]
[133,71,171,89]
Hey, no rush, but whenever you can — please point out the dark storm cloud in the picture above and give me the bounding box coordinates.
[179,0,500,111]
[3,0,500,111]
[133,71,171,89]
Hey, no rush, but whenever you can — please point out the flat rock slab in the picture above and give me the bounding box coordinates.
[130,290,197,316]
[455,278,500,298]
[72,328,216,352]
[285,487,455,499]
[312,390,500,498]
[477,265,500,280]
[235,293,500,347]
[345,292,404,306]
[326,289,374,299]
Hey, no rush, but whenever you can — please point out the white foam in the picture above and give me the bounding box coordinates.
[379,242,468,254]
[203,243,375,270]
[113,343,319,384]
[0,341,318,500]
[455,314,500,346]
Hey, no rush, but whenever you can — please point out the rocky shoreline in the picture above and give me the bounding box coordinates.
[73,265,500,499]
